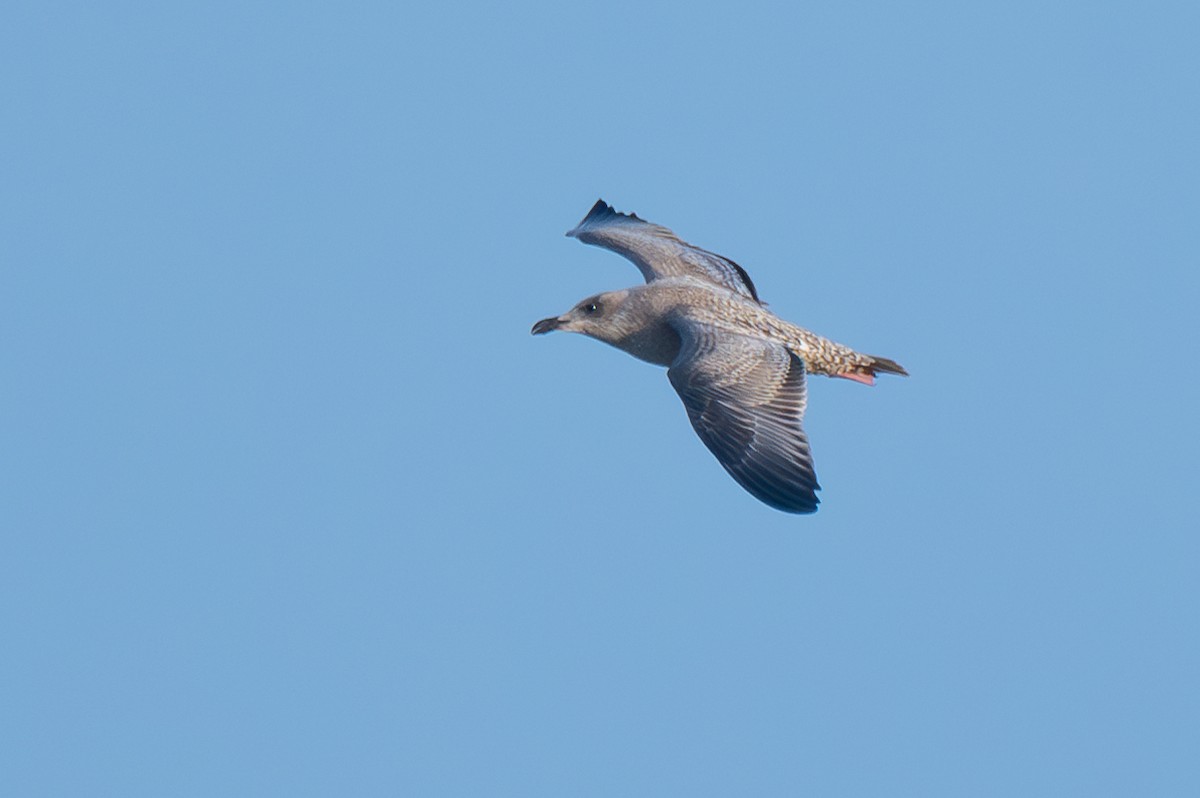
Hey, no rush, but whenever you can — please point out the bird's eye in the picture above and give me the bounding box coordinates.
[583,303,599,313]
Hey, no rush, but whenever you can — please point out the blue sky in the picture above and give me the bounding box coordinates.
[2,1,1197,795]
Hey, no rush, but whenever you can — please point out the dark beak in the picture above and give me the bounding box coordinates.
[531,316,561,335]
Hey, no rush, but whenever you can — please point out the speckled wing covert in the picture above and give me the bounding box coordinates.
[667,319,820,514]
[566,199,761,303]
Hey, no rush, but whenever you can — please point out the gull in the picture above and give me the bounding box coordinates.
[532,200,907,514]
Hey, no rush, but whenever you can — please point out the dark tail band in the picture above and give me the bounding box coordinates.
[868,355,908,377]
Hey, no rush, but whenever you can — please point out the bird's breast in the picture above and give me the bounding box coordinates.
[611,319,682,367]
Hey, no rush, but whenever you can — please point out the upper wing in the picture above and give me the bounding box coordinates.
[667,319,819,514]
[566,199,761,303]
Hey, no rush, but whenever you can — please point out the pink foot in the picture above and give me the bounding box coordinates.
[834,371,875,386]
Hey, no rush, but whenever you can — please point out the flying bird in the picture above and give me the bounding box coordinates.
[532,200,906,514]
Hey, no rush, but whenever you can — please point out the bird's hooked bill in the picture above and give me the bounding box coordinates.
[531,317,561,335]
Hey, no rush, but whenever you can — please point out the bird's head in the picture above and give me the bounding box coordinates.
[531,290,632,344]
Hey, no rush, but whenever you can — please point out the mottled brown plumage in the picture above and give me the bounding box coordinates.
[532,200,907,513]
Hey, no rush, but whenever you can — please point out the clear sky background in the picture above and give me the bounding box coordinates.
[2,1,1198,795]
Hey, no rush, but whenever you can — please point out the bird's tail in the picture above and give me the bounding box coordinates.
[834,355,909,386]
[868,355,908,377]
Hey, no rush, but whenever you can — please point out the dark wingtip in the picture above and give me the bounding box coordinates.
[585,198,612,219]
[761,491,821,514]
[565,198,652,237]
[566,198,614,237]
